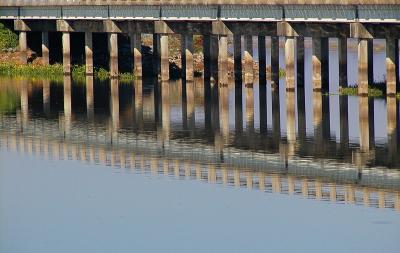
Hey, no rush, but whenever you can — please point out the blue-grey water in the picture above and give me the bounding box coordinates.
[0,39,399,253]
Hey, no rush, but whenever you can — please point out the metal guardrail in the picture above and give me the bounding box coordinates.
[0,4,399,22]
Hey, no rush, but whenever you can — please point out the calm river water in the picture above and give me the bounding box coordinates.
[0,39,399,253]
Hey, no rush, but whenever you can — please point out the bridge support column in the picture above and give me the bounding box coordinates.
[358,39,369,95]
[210,35,219,83]
[386,38,399,95]
[285,37,295,91]
[312,37,329,91]
[62,32,71,74]
[160,34,169,81]
[153,34,160,76]
[108,33,118,78]
[85,32,93,75]
[234,34,242,82]
[203,35,211,80]
[244,35,254,86]
[19,31,27,64]
[271,37,280,87]
[258,36,266,84]
[131,33,142,79]
[339,38,348,87]
[368,40,374,86]
[218,35,228,86]
[182,34,194,82]
[297,37,304,88]
[41,32,49,65]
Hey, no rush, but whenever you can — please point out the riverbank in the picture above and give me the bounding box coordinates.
[339,85,400,98]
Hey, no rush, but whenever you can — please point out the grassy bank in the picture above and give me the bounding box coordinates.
[0,63,135,83]
[0,22,18,50]
[339,82,400,98]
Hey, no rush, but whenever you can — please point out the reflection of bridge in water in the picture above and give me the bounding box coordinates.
[0,76,399,212]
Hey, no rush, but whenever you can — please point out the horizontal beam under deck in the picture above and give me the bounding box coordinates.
[1,4,400,23]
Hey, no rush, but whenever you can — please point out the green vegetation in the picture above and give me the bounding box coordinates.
[0,89,19,113]
[0,63,135,83]
[339,86,384,97]
[0,22,18,50]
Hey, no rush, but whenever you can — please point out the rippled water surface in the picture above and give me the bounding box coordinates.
[0,69,399,252]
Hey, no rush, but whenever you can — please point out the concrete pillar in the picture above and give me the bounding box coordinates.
[297,37,304,88]
[203,35,211,80]
[286,91,296,142]
[41,32,49,65]
[62,32,71,74]
[19,31,27,64]
[339,38,348,87]
[108,33,118,78]
[160,35,169,81]
[131,33,142,79]
[359,96,369,151]
[153,34,160,76]
[210,35,219,83]
[258,36,266,84]
[86,75,94,120]
[85,32,93,75]
[244,35,254,86]
[271,37,280,87]
[358,39,369,95]
[312,37,329,91]
[368,40,374,86]
[234,34,242,82]
[43,80,50,115]
[386,38,398,95]
[285,37,295,91]
[218,35,228,85]
[182,34,194,82]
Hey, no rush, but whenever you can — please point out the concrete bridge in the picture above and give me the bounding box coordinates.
[1,1,400,95]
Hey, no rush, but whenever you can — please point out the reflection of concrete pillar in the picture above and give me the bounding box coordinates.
[234,34,242,82]
[43,80,50,114]
[245,86,254,131]
[358,39,369,95]
[110,79,119,131]
[285,37,295,91]
[134,79,143,128]
[271,37,279,87]
[272,87,280,140]
[387,97,397,164]
[186,81,195,130]
[258,36,266,84]
[297,87,306,142]
[19,31,27,64]
[386,39,398,95]
[219,85,229,140]
[85,32,93,75]
[313,91,323,145]
[339,38,348,87]
[86,75,94,120]
[359,96,369,151]
[62,32,71,74]
[235,84,243,133]
[131,33,142,79]
[161,81,170,141]
[160,35,169,81]
[244,35,254,85]
[63,76,72,136]
[182,34,194,82]
[20,80,29,127]
[297,37,304,88]
[108,33,118,78]
[41,32,49,65]
[286,91,296,142]
[218,35,228,85]
[340,96,349,149]
[312,38,329,91]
